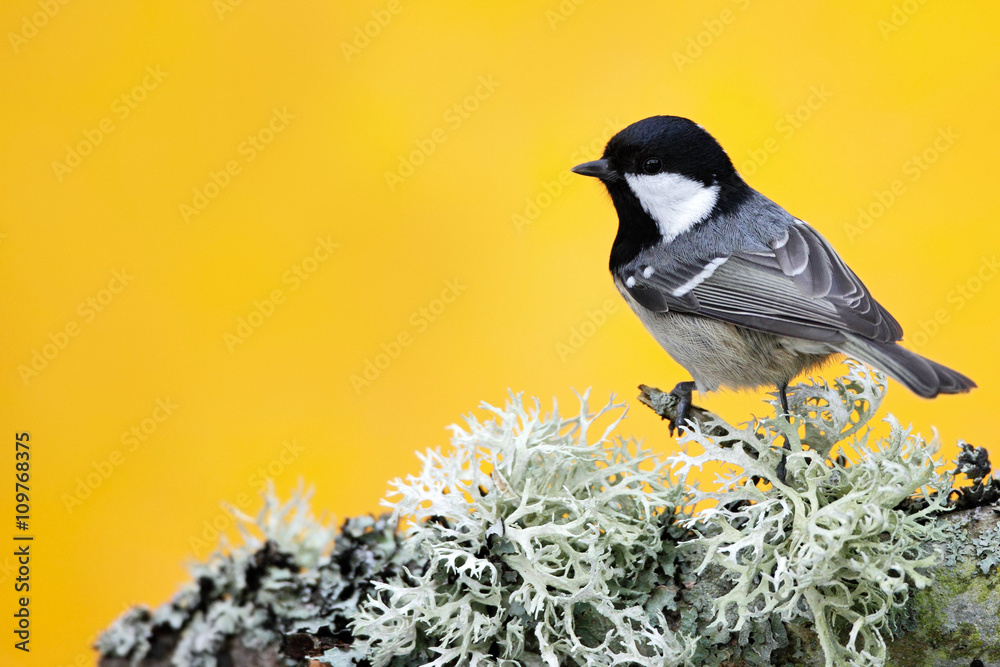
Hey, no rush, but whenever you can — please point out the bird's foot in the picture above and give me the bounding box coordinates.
[668,381,697,436]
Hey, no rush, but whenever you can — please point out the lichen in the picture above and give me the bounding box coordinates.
[890,505,1000,666]
[670,363,953,667]
[96,486,352,667]
[974,522,1000,576]
[95,362,999,667]
[350,391,700,666]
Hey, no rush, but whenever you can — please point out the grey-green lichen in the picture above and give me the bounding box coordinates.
[95,488,412,667]
[671,362,952,667]
[96,362,999,667]
[887,505,1000,666]
[973,518,1000,576]
[352,391,699,666]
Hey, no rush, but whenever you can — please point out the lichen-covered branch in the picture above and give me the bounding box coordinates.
[97,365,1000,667]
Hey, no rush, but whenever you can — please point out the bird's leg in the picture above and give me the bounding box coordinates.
[777,381,791,421]
[668,381,697,436]
[775,451,788,484]
[775,381,791,483]
[774,382,792,484]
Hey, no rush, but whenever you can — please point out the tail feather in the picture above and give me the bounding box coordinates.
[839,335,976,398]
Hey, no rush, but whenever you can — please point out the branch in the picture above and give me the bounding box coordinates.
[637,383,726,437]
[95,506,1000,666]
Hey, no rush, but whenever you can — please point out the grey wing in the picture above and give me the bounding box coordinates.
[620,221,903,344]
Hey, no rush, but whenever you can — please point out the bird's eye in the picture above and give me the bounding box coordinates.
[642,158,661,174]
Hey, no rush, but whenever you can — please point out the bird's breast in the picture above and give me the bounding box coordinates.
[613,277,833,392]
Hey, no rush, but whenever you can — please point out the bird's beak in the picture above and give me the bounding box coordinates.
[571,159,614,179]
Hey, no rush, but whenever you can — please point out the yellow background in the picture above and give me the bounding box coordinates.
[1,1,998,664]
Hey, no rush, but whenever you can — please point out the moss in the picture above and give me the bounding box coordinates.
[886,512,1000,666]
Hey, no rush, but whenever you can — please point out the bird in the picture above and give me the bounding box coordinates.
[571,115,975,434]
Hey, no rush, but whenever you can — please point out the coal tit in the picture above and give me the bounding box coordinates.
[572,115,975,431]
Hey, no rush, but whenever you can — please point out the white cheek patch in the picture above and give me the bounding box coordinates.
[624,172,720,243]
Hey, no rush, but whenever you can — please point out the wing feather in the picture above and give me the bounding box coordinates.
[619,222,903,344]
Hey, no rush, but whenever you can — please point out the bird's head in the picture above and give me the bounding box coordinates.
[573,116,745,247]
